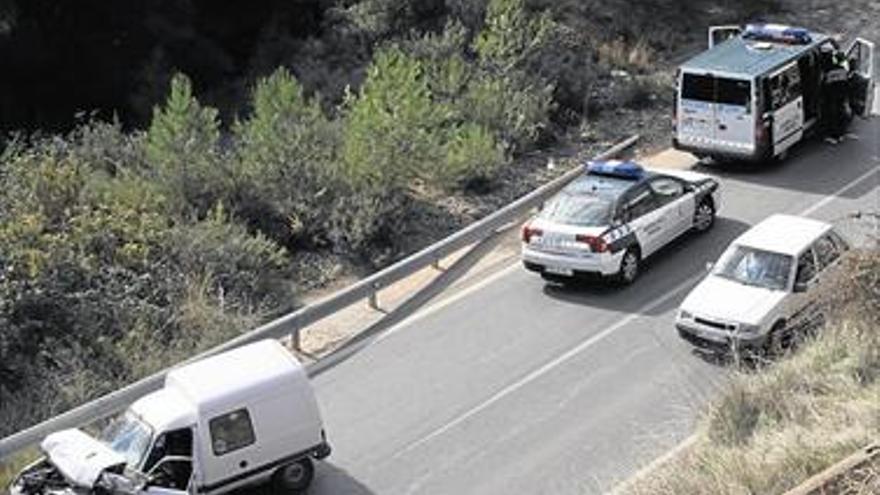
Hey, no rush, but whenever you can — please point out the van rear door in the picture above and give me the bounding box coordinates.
[677,72,754,155]
[846,38,875,117]
[678,72,716,146]
[714,77,754,152]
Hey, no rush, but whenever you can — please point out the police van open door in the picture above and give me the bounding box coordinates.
[709,26,741,48]
[846,38,875,117]
[767,62,804,156]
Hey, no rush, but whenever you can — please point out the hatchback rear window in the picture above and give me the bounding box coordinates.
[681,74,751,106]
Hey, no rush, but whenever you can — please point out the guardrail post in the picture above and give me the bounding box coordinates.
[368,282,380,310]
[291,329,302,352]
[431,258,441,270]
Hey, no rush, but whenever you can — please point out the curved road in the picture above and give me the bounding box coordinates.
[308,119,880,495]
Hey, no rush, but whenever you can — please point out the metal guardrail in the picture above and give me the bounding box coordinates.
[0,135,639,460]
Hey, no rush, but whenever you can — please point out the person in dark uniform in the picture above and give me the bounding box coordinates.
[822,50,852,143]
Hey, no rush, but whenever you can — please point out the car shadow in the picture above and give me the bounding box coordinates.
[229,462,375,495]
[693,117,879,201]
[540,216,751,317]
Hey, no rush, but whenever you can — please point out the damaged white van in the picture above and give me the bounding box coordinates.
[9,339,330,495]
[674,23,874,162]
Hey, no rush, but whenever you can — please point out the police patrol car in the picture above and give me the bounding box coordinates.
[674,23,874,162]
[521,160,720,285]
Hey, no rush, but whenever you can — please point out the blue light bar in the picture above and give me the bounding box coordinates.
[585,160,645,180]
[742,23,812,45]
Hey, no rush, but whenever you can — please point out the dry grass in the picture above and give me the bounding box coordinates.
[597,38,656,73]
[627,251,880,495]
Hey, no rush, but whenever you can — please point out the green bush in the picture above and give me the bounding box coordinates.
[457,69,553,153]
[442,123,506,188]
[146,73,227,219]
[342,46,448,188]
[234,68,342,247]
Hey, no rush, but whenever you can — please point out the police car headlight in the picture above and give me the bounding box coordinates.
[678,310,693,321]
[738,323,762,334]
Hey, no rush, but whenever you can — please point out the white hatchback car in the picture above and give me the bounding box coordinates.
[676,214,849,354]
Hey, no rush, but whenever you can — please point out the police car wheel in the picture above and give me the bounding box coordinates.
[693,200,715,232]
[272,458,314,493]
[616,249,640,285]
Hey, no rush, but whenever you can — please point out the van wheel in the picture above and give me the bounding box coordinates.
[272,458,314,494]
[614,249,640,285]
[693,199,715,233]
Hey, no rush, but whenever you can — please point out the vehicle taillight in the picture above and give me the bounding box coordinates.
[575,234,608,253]
[522,224,543,243]
[755,118,767,144]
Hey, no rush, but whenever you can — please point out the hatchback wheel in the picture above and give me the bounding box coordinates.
[272,458,314,494]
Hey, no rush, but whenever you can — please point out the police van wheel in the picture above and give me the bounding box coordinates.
[272,458,314,493]
[615,249,640,285]
[693,200,715,233]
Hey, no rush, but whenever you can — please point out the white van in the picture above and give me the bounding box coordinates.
[9,339,330,495]
[674,23,874,162]
[676,214,849,354]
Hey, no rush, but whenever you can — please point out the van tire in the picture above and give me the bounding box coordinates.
[271,458,314,494]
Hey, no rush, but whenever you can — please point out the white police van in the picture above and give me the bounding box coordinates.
[521,160,721,285]
[674,23,874,162]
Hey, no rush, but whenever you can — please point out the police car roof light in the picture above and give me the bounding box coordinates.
[585,160,645,180]
[742,23,812,45]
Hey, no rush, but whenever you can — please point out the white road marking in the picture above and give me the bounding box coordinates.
[393,272,705,459]
[799,165,879,217]
[606,434,697,495]
[390,154,880,463]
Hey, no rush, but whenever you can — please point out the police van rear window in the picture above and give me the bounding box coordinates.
[682,74,750,106]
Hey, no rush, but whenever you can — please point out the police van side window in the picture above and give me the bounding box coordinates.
[769,64,802,110]
[209,408,256,456]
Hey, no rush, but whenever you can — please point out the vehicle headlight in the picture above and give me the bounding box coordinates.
[679,310,693,320]
[738,323,762,334]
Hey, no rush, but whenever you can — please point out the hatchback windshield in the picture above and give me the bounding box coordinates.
[713,245,792,291]
[539,193,613,227]
[100,413,153,468]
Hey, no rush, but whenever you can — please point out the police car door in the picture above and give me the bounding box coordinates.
[846,38,875,117]
[647,176,693,243]
[768,62,804,156]
[621,184,665,257]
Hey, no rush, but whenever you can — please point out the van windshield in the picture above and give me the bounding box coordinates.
[100,413,154,468]
[681,74,751,106]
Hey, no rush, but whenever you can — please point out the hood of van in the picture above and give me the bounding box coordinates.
[680,275,786,325]
[41,428,127,488]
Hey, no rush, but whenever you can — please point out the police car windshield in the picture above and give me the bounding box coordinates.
[713,245,792,291]
[539,192,613,227]
[682,74,751,106]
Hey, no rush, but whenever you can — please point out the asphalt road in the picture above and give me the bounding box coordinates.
[308,118,880,495]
